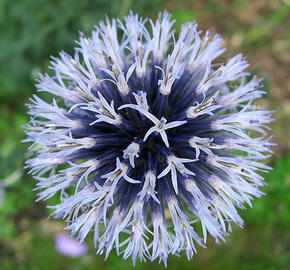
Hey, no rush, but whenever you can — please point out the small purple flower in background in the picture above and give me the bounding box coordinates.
[55,233,87,258]
[24,11,274,265]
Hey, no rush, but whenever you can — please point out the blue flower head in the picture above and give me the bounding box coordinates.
[24,11,274,265]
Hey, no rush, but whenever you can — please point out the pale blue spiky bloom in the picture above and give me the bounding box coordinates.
[24,11,274,265]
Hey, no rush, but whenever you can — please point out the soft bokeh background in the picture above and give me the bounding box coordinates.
[0,0,289,269]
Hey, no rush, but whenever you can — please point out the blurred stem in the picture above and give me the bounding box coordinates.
[1,170,22,187]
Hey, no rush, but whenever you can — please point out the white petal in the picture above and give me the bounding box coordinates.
[118,104,159,124]
[170,167,178,194]
[123,174,141,184]
[160,130,169,147]
[157,165,171,179]
[143,126,157,142]
[164,120,187,129]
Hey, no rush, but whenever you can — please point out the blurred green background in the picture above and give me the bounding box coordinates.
[0,0,289,269]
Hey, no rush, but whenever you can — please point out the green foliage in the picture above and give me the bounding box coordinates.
[171,9,196,31]
[245,154,290,227]
[243,4,290,47]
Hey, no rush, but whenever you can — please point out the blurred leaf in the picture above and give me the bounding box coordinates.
[243,5,290,46]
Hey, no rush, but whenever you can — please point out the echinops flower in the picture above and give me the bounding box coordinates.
[24,11,274,265]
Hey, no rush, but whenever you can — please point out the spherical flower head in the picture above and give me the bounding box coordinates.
[24,11,275,265]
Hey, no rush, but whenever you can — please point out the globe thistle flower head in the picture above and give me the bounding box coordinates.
[24,11,275,265]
